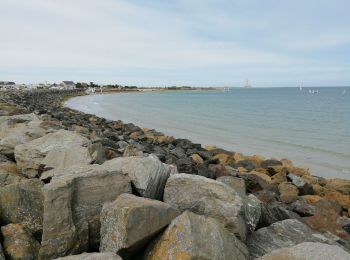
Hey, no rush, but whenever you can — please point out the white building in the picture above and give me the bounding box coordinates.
[59,81,76,90]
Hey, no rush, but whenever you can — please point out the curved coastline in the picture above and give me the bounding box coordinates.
[65,90,350,180]
[1,89,350,258]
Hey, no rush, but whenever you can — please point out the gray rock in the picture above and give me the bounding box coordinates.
[143,211,249,260]
[123,145,143,157]
[0,179,43,236]
[0,161,23,187]
[40,145,92,174]
[1,223,40,260]
[288,199,317,217]
[88,142,107,164]
[247,219,341,258]
[257,202,300,228]
[54,252,122,260]
[15,129,91,178]
[117,140,129,150]
[258,242,350,260]
[288,173,314,195]
[39,164,132,260]
[100,194,179,259]
[0,113,47,157]
[261,159,282,168]
[216,176,246,196]
[170,147,186,158]
[102,155,174,200]
[164,174,247,240]
[244,194,262,232]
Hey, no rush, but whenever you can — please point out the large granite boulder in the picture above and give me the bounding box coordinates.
[0,114,47,158]
[1,223,40,260]
[54,253,122,260]
[40,145,92,172]
[102,154,176,200]
[0,179,44,236]
[143,211,249,260]
[39,164,132,260]
[163,174,246,240]
[258,242,350,260]
[100,193,179,259]
[14,129,91,178]
[247,218,341,258]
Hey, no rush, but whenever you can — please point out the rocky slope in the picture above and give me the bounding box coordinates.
[0,89,349,259]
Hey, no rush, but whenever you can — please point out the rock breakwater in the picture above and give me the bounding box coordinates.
[0,89,350,259]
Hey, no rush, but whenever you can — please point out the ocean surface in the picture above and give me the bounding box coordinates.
[66,87,350,179]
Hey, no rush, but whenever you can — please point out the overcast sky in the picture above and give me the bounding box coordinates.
[1,0,349,87]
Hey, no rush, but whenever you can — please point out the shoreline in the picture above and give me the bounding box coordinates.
[1,89,350,258]
[1,88,344,181]
[65,90,349,180]
[1,88,347,182]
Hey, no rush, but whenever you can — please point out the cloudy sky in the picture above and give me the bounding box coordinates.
[1,0,349,87]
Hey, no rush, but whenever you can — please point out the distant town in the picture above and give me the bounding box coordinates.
[0,81,246,93]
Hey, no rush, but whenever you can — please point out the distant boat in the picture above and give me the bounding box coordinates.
[244,79,252,88]
[299,83,303,91]
[343,89,346,95]
[309,89,319,94]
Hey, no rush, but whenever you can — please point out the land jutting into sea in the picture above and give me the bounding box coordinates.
[0,88,350,259]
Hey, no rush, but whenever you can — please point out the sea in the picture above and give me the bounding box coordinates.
[66,87,350,180]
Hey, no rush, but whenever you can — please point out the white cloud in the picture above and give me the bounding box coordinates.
[0,0,349,85]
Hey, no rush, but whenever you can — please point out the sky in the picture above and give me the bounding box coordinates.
[0,0,350,87]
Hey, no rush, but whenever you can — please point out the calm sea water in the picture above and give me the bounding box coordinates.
[66,87,350,179]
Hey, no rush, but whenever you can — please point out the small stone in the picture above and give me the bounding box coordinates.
[190,153,204,165]
[260,159,282,169]
[288,173,314,195]
[326,179,350,195]
[243,171,275,192]
[278,182,299,204]
[288,199,317,217]
[123,145,143,157]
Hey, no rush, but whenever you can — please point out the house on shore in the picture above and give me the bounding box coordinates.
[59,81,76,90]
[0,81,16,91]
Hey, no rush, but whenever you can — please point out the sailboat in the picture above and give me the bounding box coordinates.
[244,79,252,88]
[343,89,346,95]
[299,83,303,91]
